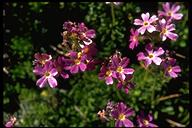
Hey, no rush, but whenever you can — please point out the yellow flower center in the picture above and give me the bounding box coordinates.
[77,52,82,59]
[162,28,167,34]
[148,54,154,58]
[116,66,123,73]
[167,11,172,16]
[106,70,112,76]
[118,113,126,121]
[133,36,137,42]
[167,66,172,72]
[45,71,50,77]
[143,119,149,126]
[143,21,149,26]
[74,59,81,65]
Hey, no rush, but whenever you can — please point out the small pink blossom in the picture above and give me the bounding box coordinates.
[5,116,16,128]
[137,43,165,67]
[134,12,158,35]
[158,2,183,20]
[158,19,178,41]
[129,28,139,50]
[33,61,58,88]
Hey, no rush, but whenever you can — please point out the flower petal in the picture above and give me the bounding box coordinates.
[50,68,58,76]
[70,65,79,74]
[123,119,134,127]
[48,77,58,88]
[153,47,165,56]
[36,76,47,88]
[138,26,147,35]
[134,19,143,25]
[123,68,134,75]
[115,120,123,127]
[105,76,113,85]
[152,57,162,65]
[147,25,156,33]
[141,12,150,21]
[166,31,178,41]
[79,63,87,71]
[137,52,146,61]
[172,66,181,73]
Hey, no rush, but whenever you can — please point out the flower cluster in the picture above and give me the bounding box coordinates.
[98,52,135,94]
[97,101,158,127]
[129,2,183,50]
[33,21,97,88]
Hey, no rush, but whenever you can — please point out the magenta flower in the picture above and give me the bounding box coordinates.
[98,64,114,85]
[53,56,69,79]
[117,75,135,94]
[129,28,139,50]
[111,55,134,81]
[111,102,134,127]
[64,51,87,74]
[134,12,158,35]
[5,116,16,128]
[78,22,96,46]
[158,2,183,20]
[33,61,58,88]
[33,53,52,66]
[81,43,97,59]
[137,112,158,127]
[137,43,165,67]
[159,19,178,41]
[162,58,181,78]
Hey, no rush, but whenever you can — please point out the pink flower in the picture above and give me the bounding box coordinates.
[53,56,69,79]
[162,58,181,78]
[98,64,114,85]
[134,12,158,35]
[137,112,158,127]
[158,2,183,20]
[137,43,165,67]
[33,61,58,88]
[33,53,52,66]
[159,19,178,41]
[111,102,134,127]
[64,51,87,74]
[129,28,139,50]
[111,55,134,81]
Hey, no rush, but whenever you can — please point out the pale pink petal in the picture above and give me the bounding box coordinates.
[152,57,162,65]
[163,2,170,12]
[172,5,180,13]
[123,68,134,74]
[162,35,167,41]
[83,37,92,45]
[137,52,146,60]
[149,15,158,23]
[153,47,165,56]
[166,32,178,40]
[169,71,178,78]
[144,58,152,67]
[48,77,57,88]
[138,26,147,35]
[147,25,156,33]
[172,13,183,20]
[134,19,143,25]
[70,65,79,74]
[141,12,150,21]
[105,77,113,85]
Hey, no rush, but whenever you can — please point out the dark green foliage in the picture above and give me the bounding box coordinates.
[3,2,189,127]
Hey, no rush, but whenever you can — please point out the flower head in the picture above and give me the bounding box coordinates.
[111,102,134,127]
[158,19,178,41]
[53,56,69,79]
[33,61,58,88]
[158,2,183,20]
[33,53,52,66]
[111,55,134,81]
[64,51,87,74]
[162,58,181,78]
[98,64,114,85]
[137,112,158,127]
[129,28,139,50]
[134,12,158,35]
[137,43,165,67]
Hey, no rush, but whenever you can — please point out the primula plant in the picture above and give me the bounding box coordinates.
[3,2,189,127]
